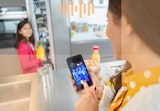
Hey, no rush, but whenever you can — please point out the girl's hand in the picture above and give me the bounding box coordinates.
[41,57,47,62]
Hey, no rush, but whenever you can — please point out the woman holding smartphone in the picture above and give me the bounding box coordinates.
[71,0,160,111]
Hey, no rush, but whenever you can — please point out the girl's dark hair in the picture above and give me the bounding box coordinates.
[15,20,35,48]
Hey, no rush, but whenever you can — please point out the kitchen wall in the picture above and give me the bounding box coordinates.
[70,7,108,25]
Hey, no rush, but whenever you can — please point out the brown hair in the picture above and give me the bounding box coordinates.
[108,0,121,24]
[15,20,35,48]
[108,0,124,94]
[110,61,131,93]
[109,0,160,95]
[122,0,160,55]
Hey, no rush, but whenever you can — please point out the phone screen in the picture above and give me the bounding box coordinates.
[67,54,93,91]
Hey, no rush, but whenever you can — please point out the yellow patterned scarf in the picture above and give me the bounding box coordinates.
[109,67,160,111]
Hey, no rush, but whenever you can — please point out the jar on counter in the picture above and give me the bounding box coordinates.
[98,25,104,31]
[76,23,83,32]
[82,23,88,32]
[93,24,98,32]
[71,22,77,31]
[88,24,94,32]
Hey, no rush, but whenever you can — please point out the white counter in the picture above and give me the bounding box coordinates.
[71,32,108,43]
[0,60,125,111]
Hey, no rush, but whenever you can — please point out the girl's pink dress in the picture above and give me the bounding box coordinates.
[16,41,42,74]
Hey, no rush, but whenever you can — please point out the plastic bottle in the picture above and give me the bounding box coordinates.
[36,41,46,59]
[91,45,100,63]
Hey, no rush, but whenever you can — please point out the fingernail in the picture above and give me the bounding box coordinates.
[81,80,84,84]
[94,87,96,91]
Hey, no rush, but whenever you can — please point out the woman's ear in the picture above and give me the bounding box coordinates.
[122,15,133,36]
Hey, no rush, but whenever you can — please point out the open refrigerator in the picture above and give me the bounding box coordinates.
[25,0,56,68]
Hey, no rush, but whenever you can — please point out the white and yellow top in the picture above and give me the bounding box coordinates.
[109,67,160,111]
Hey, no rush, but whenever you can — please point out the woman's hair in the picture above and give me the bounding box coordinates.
[110,61,131,93]
[109,0,160,97]
[122,0,160,55]
[108,0,124,95]
[108,0,121,24]
[15,20,35,48]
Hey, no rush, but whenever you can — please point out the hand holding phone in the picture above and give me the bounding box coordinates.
[66,54,93,91]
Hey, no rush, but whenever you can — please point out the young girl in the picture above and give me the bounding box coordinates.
[15,20,44,74]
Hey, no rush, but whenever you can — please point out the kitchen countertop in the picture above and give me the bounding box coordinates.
[39,68,78,111]
[39,68,106,111]
[0,73,39,111]
[0,60,125,111]
[39,60,125,111]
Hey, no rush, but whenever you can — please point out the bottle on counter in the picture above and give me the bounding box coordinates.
[36,41,46,60]
[91,45,101,63]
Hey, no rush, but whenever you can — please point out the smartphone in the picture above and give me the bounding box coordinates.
[66,54,93,91]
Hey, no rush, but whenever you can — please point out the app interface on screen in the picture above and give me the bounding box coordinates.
[70,61,91,87]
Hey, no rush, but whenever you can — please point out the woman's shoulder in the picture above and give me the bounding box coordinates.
[122,84,160,111]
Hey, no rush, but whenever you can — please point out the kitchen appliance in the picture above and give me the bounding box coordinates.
[0,7,28,48]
